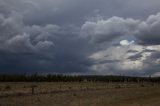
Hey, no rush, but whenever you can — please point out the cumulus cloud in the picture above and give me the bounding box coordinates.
[89,41,160,75]
[81,12,160,45]
[120,40,134,46]
[28,0,160,76]
[81,17,140,43]
[136,13,160,45]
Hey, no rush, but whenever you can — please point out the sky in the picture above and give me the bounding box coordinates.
[0,0,160,76]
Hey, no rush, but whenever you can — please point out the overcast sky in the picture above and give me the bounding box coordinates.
[1,0,160,76]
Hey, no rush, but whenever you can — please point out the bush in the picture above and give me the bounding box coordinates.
[5,86,11,90]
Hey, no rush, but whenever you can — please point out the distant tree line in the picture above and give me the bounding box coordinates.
[0,74,160,82]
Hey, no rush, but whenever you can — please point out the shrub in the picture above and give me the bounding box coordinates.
[5,86,11,90]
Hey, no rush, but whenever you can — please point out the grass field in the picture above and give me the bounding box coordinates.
[0,82,160,106]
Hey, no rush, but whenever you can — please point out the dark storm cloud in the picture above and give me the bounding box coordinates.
[3,0,160,26]
[127,49,158,61]
[140,51,160,76]
[98,60,120,64]
[127,50,139,53]
[148,52,160,60]
[0,24,94,74]
[1,0,160,76]
[0,13,94,73]
[143,49,157,53]
[0,0,95,74]
[127,53,143,61]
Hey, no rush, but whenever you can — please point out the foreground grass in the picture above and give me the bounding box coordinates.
[0,82,160,106]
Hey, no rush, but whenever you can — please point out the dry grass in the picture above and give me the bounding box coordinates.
[0,82,159,106]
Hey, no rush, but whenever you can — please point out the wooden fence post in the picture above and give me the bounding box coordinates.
[31,85,37,95]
